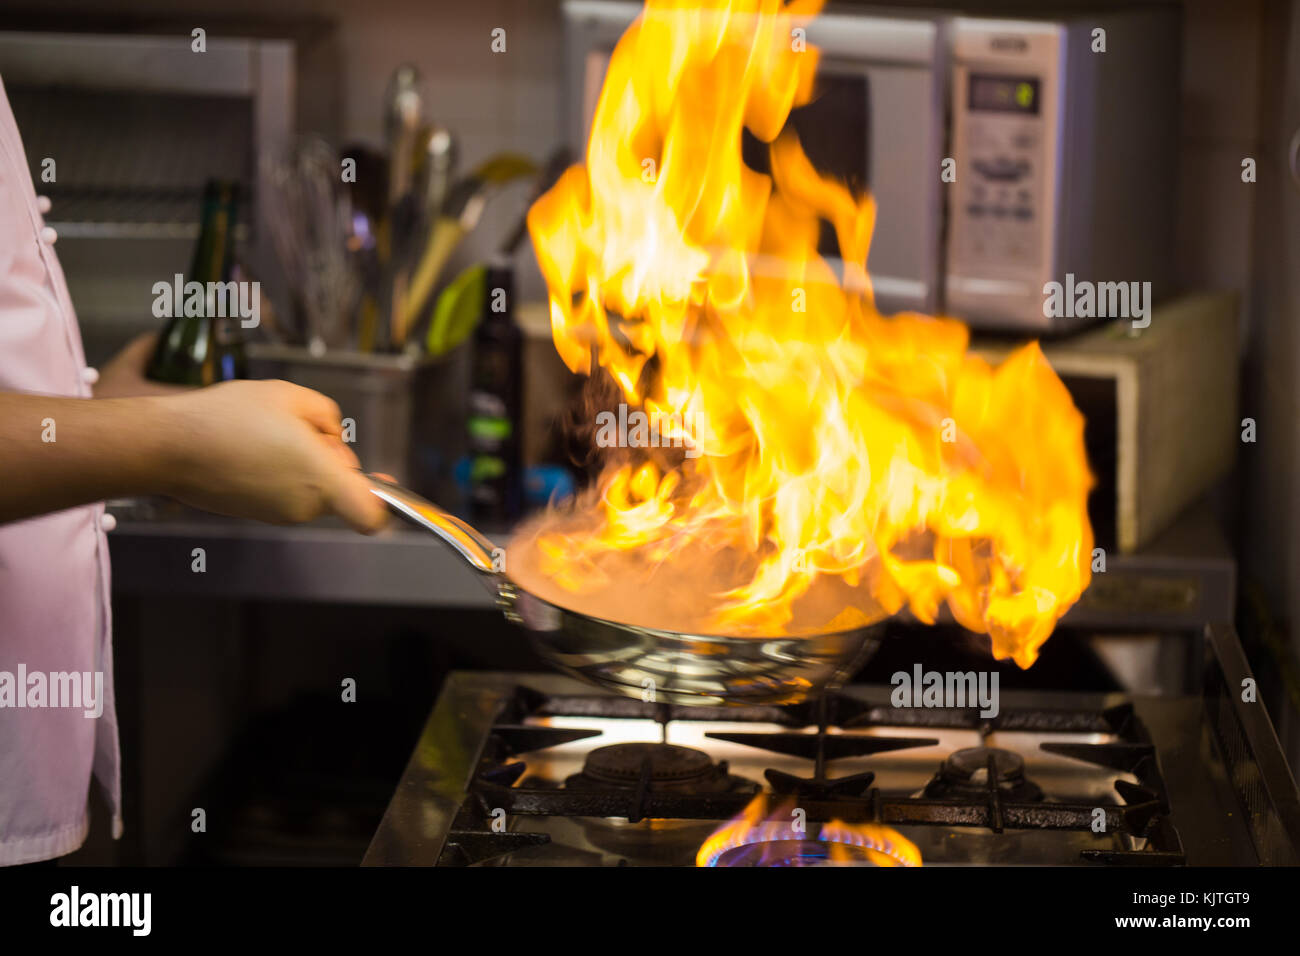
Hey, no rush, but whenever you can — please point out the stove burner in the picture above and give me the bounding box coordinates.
[714,839,886,867]
[924,746,1044,803]
[563,742,760,852]
[566,742,751,794]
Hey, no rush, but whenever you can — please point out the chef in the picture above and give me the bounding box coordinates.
[0,77,387,865]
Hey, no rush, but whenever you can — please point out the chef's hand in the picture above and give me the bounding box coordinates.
[159,379,389,533]
[93,332,188,399]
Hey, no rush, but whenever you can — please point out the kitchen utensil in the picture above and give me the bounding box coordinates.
[261,136,359,352]
[384,64,423,207]
[425,262,486,356]
[411,148,570,353]
[364,474,881,705]
[499,146,572,257]
[341,144,388,351]
[378,64,425,352]
[417,125,457,221]
[400,152,538,338]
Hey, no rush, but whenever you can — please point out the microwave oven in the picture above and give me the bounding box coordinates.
[560,2,1179,332]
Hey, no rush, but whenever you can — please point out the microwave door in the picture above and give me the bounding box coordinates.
[561,3,945,317]
[812,58,943,316]
[737,68,871,297]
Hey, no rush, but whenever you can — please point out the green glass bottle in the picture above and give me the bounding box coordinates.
[147,180,248,385]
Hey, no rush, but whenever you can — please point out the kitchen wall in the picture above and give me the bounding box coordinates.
[1236,0,1300,759]
[1176,0,1267,314]
[0,0,564,161]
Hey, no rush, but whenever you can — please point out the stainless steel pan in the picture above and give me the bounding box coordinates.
[366,474,881,706]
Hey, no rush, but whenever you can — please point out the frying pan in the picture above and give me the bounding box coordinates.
[366,474,882,706]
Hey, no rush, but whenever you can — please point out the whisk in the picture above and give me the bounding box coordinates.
[261,137,359,353]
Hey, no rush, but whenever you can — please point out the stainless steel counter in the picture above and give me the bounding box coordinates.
[107,503,508,608]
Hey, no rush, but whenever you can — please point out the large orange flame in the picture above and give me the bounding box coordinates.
[526,0,1092,667]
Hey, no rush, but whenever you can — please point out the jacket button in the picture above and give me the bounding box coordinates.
[36,195,52,214]
[40,225,58,245]
[100,512,117,532]
[81,366,100,385]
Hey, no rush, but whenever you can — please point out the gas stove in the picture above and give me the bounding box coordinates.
[364,624,1300,867]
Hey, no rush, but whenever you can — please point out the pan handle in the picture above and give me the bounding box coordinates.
[364,473,499,574]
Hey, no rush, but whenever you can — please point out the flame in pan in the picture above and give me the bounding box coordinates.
[525,0,1092,666]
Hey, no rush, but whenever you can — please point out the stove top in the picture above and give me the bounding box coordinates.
[364,624,1300,867]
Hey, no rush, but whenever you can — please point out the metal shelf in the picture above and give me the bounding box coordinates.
[48,221,251,241]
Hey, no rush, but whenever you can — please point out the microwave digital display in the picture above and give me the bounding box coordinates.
[968,74,1040,114]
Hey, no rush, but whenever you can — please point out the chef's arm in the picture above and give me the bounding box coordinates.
[0,379,388,531]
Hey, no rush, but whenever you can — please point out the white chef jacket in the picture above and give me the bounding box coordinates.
[0,75,122,864]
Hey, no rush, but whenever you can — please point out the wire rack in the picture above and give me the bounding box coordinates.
[7,85,253,237]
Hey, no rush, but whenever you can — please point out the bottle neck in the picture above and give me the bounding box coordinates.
[190,182,239,285]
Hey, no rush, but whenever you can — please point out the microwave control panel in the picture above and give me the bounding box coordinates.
[946,18,1064,328]
[955,74,1045,269]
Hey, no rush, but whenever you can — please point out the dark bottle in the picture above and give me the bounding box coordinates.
[147,180,248,385]
[467,257,524,525]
